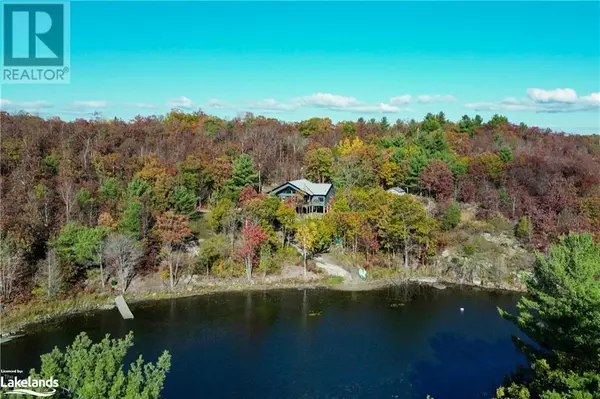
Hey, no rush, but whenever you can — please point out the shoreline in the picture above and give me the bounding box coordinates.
[0,275,524,339]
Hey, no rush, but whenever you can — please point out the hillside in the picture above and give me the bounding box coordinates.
[1,110,599,304]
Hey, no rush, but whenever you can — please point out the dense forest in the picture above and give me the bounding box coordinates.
[1,110,599,304]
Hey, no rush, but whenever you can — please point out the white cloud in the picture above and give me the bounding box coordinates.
[0,99,54,109]
[526,88,578,103]
[247,98,297,113]
[204,98,240,110]
[581,92,600,104]
[466,88,600,113]
[167,96,195,109]
[389,95,412,105]
[71,100,109,108]
[205,98,225,109]
[124,102,157,109]
[292,93,400,113]
[465,101,536,112]
[340,102,402,113]
[294,93,361,109]
[417,94,457,103]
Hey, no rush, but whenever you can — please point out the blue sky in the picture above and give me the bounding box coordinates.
[1,1,599,133]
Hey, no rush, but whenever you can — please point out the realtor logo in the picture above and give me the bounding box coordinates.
[1,1,70,83]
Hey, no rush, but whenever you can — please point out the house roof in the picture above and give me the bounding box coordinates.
[387,187,406,195]
[271,179,333,196]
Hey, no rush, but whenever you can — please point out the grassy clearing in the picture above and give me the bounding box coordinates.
[366,266,403,280]
[1,293,113,334]
[326,276,344,285]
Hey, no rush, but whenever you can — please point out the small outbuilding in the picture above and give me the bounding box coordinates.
[387,187,406,196]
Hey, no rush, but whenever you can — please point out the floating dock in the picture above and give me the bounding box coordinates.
[115,295,134,319]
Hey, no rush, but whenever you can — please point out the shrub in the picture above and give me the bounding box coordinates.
[462,243,476,256]
[441,202,461,231]
[212,259,244,278]
[197,234,230,275]
[515,216,532,242]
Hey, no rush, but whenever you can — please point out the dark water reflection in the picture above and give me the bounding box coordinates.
[1,285,525,398]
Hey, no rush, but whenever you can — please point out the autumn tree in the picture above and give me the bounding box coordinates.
[35,248,62,297]
[175,155,213,208]
[419,159,454,200]
[295,217,333,278]
[238,186,260,205]
[295,219,317,279]
[304,147,334,183]
[298,117,332,137]
[378,195,437,268]
[243,194,280,228]
[275,200,297,246]
[0,234,24,302]
[379,160,402,189]
[239,219,269,281]
[469,152,504,183]
[154,211,192,290]
[102,234,143,293]
[335,137,379,188]
[208,199,240,248]
[135,155,174,212]
[57,166,77,223]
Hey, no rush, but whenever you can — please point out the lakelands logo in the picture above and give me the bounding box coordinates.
[1,375,58,397]
[1,0,70,83]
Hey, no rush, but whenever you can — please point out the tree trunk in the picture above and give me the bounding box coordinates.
[245,256,252,281]
[282,226,287,247]
[258,168,262,193]
[47,262,51,297]
[100,262,105,290]
[303,246,307,279]
[117,257,126,293]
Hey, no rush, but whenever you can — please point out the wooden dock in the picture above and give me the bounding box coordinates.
[114,295,134,319]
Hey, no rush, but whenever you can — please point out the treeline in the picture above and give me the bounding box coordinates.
[0,110,599,303]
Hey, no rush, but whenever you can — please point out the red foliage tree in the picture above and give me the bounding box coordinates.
[419,160,454,201]
[239,219,269,281]
[238,186,260,205]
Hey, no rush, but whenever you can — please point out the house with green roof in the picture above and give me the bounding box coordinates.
[268,179,334,214]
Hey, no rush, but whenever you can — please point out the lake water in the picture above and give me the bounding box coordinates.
[0,285,526,399]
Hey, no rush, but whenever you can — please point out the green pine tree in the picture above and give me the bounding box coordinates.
[225,154,259,198]
[496,233,600,398]
[3,332,171,399]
